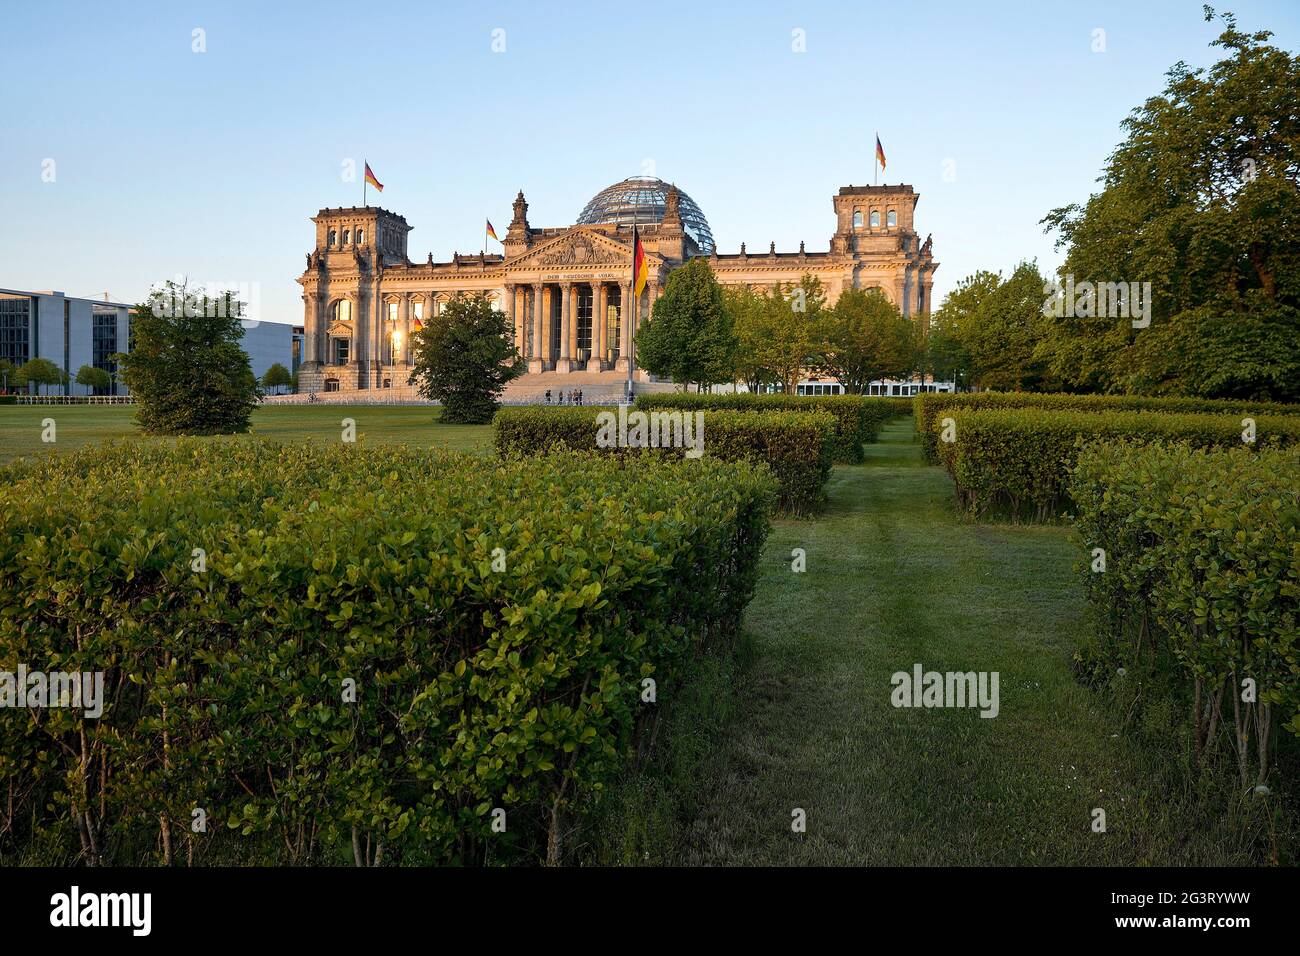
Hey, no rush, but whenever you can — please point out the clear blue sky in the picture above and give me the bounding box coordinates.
[3,0,1297,325]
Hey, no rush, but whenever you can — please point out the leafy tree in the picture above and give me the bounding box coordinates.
[817,288,918,393]
[409,293,523,423]
[13,358,64,396]
[0,358,13,392]
[261,362,292,393]
[75,364,112,393]
[922,317,973,391]
[636,258,736,390]
[120,279,260,435]
[1039,8,1300,399]
[932,264,1053,391]
[725,285,779,393]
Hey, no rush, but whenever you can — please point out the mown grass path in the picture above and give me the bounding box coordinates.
[669,420,1250,865]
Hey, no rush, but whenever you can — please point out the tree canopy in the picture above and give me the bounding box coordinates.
[636,258,736,390]
[120,280,260,434]
[409,293,523,423]
[1038,8,1300,400]
[817,288,918,394]
[75,364,112,393]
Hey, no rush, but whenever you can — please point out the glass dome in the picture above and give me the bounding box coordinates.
[576,176,714,254]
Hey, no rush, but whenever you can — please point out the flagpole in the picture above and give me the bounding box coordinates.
[363,158,367,207]
[874,135,878,186]
[626,224,635,404]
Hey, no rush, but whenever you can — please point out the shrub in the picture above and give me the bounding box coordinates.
[1070,442,1300,787]
[0,439,773,866]
[633,391,891,463]
[915,390,1300,464]
[120,282,260,435]
[935,406,1300,520]
[495,405,834,516]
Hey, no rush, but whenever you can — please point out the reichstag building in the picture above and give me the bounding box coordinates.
[296,176,938,397]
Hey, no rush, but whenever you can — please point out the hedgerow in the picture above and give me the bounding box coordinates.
[915,391,1300,463]
[1070,442,1300,789]
[633,392,891,463]
[935,407,1300,520]
[0,439,773,866]
[494,406,834,516]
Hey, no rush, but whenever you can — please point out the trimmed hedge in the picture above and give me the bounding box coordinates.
[915,390,1300,464]
[935,406,1300,520]
[633,392,893,463]
[495,405,834,516]
[1070,442,1300,785]
[0,439,773,865]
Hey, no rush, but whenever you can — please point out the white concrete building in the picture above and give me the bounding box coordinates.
[0,288,298,395]
[0,289,132,395]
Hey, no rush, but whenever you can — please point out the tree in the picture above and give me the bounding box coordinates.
[931,264,1053,391]
[923,321,972,391]
[409,293,523,423]
[75,364,112,393]
[13,358,64,396]
[1039,8,1300,400]
[261,362,292,393]
[635,258,736,390]
[120,279,260,435]
[817,288,918,394]
[726,285,779,393]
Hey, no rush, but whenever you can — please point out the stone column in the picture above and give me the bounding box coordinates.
[505,283,517,353]
[514,286,523,356]
[617,281,632,372]
[568,283,580,362]
[557,283,572,372]
[596,284,608,365]
[302,294,317,366]
[586,283,603,372]
[529,283,544,373]
[397,294,410,367]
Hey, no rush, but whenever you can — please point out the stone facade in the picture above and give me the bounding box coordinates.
[295,179,937,394]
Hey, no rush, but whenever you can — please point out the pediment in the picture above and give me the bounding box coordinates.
[506,227,648,270]
[327,321,352,336]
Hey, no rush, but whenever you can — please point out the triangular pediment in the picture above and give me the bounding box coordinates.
[506,227,652,270]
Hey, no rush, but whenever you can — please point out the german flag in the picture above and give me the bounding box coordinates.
[875,135,887,172]
[486,219,499,242]
[632,224,648,297]
[364,162,384,192]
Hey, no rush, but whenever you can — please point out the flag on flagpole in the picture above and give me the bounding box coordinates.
[632,224,648,297]
[875,135,887,172]
[486,219,499,242]
[364,162,384,192]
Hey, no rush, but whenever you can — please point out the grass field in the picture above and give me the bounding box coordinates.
[1,406,1280,865]
[587,421,1272,865]
[0,404,493,465]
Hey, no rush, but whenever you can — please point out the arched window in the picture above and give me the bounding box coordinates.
[870,210,881,228]
[357,228,365,245]
[852,209,863,228]
[887,210,897,228]
[328,229,337,246]
[331,299,352,324]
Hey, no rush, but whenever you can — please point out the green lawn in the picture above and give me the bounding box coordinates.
[592,420,1261,865]
[0,404,493,465]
